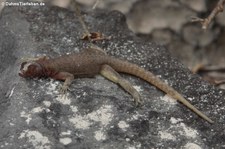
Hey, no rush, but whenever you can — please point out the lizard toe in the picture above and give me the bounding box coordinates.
[59,85,68,94]
[133,93,142,107]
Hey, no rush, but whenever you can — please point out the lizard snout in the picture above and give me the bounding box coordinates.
[18,70,25,77]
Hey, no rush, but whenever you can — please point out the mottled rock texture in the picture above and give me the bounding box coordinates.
[0,1,224,149]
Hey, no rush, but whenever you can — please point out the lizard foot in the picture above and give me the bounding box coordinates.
[133,92,142,106]
[59,85,69,95]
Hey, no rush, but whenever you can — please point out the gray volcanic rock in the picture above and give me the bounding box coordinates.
[127,0,196,33]
[0,1,224,149]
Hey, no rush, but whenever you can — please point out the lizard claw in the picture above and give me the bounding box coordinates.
[133,93,142,106]
[59,85,69,94]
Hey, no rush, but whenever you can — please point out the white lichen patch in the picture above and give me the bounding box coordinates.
[59,137,72,145]
[69,115,92,129]
[69,105,114,130]
[183,143,202,149]
[70,105,78,112]
[60,130,72,136]
[160,95,177,104]
[188,97,194,101]
[31,107,44,113]
[158,131,176,141]
[20,106,45,124]
[19,130,51,149]
[20,111,32,124]
[59,130,72,145]
[158,122,199,144]
[94,130,106,141]
[43,101,51,107]
[118,121,129,130]
[88,105,113,126]
[162,122,198,141]
[55,94,71,105]
[131,112,142,120]
[170,117,183,124]
[179,123,198,138]
[9,122,15,126]
[45,80,59,94]
[133,85,142,92]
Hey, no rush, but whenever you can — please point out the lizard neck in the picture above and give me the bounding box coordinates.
[36,60,58,78]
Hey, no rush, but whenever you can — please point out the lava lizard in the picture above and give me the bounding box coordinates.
[19,48,213,123]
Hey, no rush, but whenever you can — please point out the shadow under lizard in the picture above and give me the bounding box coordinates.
[19,48,213,123]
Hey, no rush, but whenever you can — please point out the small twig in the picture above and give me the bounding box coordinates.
[191,0,225,29]
[73,0,106,53]
[81,32,111,42]
[92,0,101,9]
[74,1,91,40]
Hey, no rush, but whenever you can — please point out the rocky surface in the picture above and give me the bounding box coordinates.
[0,1,225,149]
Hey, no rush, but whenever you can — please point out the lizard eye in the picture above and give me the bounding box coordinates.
[19,62,43,78]
[20,62,28,71]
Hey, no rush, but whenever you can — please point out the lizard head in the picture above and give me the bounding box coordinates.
[19,61,44,78]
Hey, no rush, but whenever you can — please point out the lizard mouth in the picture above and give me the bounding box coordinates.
[18,70,25,77]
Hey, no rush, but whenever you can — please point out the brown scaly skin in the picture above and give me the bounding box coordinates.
[19,48,214,123]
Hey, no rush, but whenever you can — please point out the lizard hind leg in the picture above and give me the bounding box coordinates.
[100,64,142,106]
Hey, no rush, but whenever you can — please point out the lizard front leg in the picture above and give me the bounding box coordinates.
[100,64,142,105]
[52,72,74,94]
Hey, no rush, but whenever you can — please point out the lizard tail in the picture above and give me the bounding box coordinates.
[109,58,214,123]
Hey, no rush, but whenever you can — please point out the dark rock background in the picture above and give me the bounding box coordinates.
[0,0,225,149]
